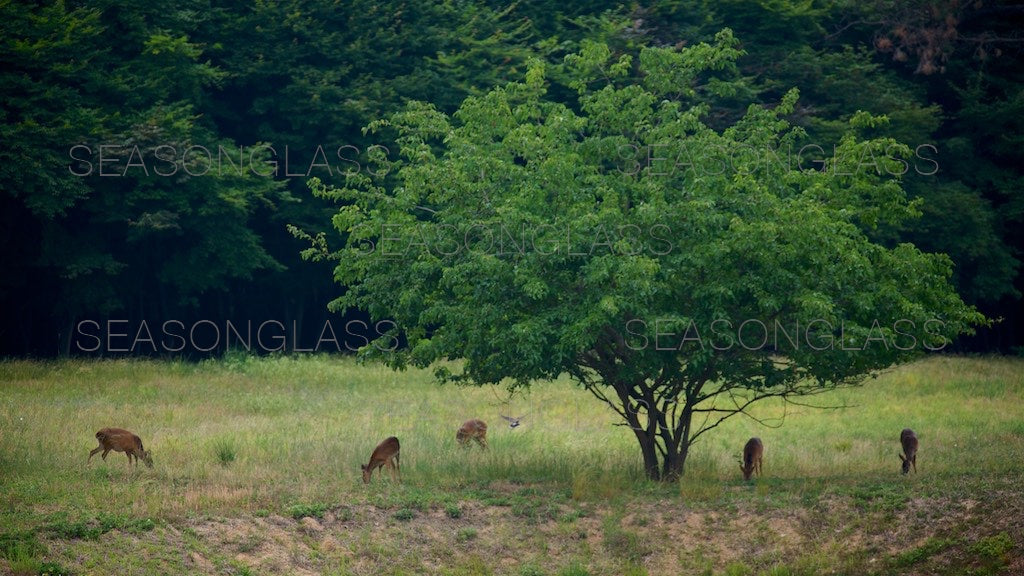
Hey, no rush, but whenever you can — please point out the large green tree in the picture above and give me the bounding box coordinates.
[302,34,984,481]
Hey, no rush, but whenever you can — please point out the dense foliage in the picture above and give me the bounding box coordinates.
[307,35,984,479]
[1,0,1021,357]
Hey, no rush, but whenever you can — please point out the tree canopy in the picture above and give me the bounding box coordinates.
[1,0,1020,357]
[303,34,985,480]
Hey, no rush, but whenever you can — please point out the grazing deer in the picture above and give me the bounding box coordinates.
[500,414,524,429]
[739,437,763,480]
[899,428,918,474]
[88,428,153,468]
[456,419,488,449]
[362,436,400,484]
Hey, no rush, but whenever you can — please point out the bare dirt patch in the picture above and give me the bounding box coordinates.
[26,482,1024,575]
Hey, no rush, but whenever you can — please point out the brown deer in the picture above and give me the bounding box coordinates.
[88,428,153,468]
[899,428,918,474]
[456,419,488,449]
[739,437,763,480]
[361,436,400,484]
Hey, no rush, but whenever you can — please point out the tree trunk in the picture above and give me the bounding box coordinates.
[589,375,694,482]
[662,450,682,482]
[626,405,692,481]
[635,429,662,481]
[634,433,690,482]
[663,441,689,482]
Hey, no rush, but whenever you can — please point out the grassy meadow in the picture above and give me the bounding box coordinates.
[0,354,1022,575]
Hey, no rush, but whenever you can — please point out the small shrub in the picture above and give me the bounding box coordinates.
[761,566,798,576]
[0,532,46,559]
[621,565,648,576]
[231,561,257,576]
[7,551,42,576]
[968,531,1014,573]
[287,502,329,520]
[518,563,547,576]
[236,533,263,553]
[846,483,910,513]
[602,527,650,563]
[556,561,591,576]
[971,532,1013,560]
[1,535,69,576]
[44,513,155,541]
[392,508,415,521]
[214,439,237,465]
[110,515,156,534]
[37,560,74,575]
[892,537,954,567]
[456,527,477,542]
[44,518,100,540]
[445,503,462,519]
[371,486,437,512]
[510,493,560,523]
[722,563,752,576]
[511,499,536,520]
[560,510,584,523]
[481,496,511,507]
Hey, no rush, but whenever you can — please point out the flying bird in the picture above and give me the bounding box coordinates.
[501,415,524,428]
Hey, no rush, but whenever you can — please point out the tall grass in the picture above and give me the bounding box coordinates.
[1,354,1022,530]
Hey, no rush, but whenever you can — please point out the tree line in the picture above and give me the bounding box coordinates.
[2,0,1021,357]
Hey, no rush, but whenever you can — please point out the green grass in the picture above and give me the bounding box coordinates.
[0,354,1022,575]
[287,502,330,520]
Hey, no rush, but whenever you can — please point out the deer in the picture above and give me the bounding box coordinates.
[88,427,153,468]
[456,419,488,449]
[899,428,918,474]
[739,437,763,480]
[361,436,400,484]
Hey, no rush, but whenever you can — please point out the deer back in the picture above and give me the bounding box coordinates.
[741,437,763,480]
[900,428,918,474]
[368,436,400,465]
[97,428,142,452]
[457,419,487,441]
[900,428,918,457]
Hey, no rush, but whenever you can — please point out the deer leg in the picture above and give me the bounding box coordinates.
[88,446,102,462]
[101,449,110,461]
